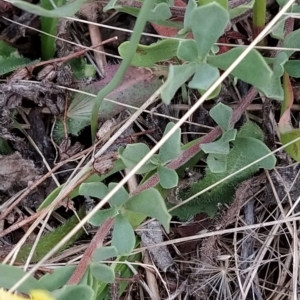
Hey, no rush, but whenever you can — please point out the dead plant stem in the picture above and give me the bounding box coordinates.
[67,217,115,284]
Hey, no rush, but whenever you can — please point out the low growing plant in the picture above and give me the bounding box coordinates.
[1,0,299,299]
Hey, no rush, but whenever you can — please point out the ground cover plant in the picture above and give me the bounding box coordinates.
[1,0,300,299]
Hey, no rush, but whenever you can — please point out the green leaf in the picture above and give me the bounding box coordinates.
[112,214,135,255]
[108,183,129,206]
[159,122,181,163]
[9,0,86,17]
[38,163,124,211]
[237,121,263,140]
[221,129,237,142]
[283,28,300,57]
[150,154,162,166]
[79,182,108,199]
[69,58,96,80]
[206,153,228,173]
[171,122,276,219]
[182,0,197,32]
[158,166,179,189]
[191,3,229,58]
[0,264,42,294]
[273,52,288,77]
[209,102,233,131]
[201,139,230,155]
[208,48,273,95]
[40,0,67,59]
[280,130,300,161]
[234,137,276,169]
[53,118,90,141]
[262,73,284,101]
[270,17,287,40]
[53,285,94,300]
[0,137,13,154]
[38,266,76,291]
[118,143,156,174]
[92,246,119,262]
[201,129,237,155]
[88,207,118,226]
[188,63,220,90]
[125,188,171,232]
[177,39,199,62]
[285,60,300,78]
[0,40,16,56]
[90,263,115,283]
[93,253,140,299]
[161,63,197,104]
[149,3,172,20]
[0,56,37,76]
[198,83,222,100]
[118,39,179,67]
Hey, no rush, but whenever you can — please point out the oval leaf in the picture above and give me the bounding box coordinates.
[149,3,172,20]
[88,207,118,227]
[283,28,300,57]
[206,153,228,173]
[0,264,42,294]
[79,182,108,198]
[189,63,220,91]
[38,266,76,291]
[161,63,197,104]
[112,214,135,255]
[118,143,156,174]
[237,121,264,140]
[90,263,115,283]
[177,40,198,62]
[272,52,288,77]
[92,246,119,262]
[183,0,197,31]
[285,60,300,78]
[208,48,272,94]
[158,166,179,189]
[125,188,171,232]
[209,102,233,131]
[108,183,129,206]
[53,285,94,300]
[234,137,276,169]
[191,3,229,58]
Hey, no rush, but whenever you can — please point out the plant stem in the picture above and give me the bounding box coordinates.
[90,0,155,140]
[67,217,115,285]
[253,0,266,45]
